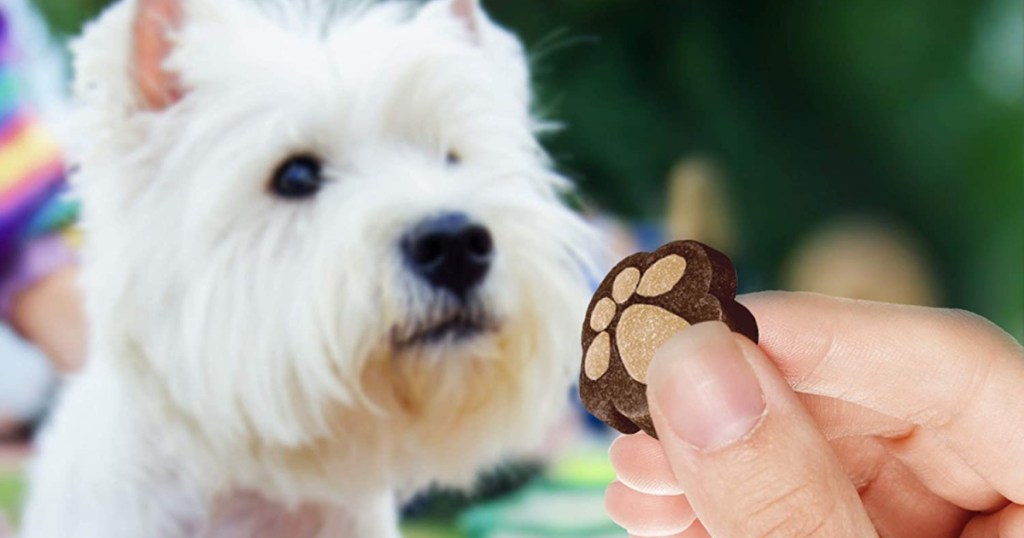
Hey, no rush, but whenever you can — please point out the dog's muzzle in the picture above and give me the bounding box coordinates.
[393,212,496,348]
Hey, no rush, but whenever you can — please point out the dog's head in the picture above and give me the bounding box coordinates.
[71,0,592,491]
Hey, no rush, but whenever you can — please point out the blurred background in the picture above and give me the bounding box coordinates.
[2,0,1022,536]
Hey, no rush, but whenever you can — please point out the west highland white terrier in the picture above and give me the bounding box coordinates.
[20,0,592,535]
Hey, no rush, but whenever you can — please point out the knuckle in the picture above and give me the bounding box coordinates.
[885,306,1023,429]
[919,307,1023,429]
[938,309,990,347]
[734,477,838,538]
[934,308,1019,356]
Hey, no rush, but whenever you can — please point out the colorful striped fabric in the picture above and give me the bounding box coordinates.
[0,6,74,273]
[0,6,79,320]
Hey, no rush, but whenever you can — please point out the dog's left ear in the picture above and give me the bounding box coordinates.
[132,0,186,110]
[420,0,530,105]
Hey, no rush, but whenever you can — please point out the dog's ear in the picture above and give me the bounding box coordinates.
[420,0,531,104]
[422,0,504,45]
[450,0,482,41]
[132,0,185,110]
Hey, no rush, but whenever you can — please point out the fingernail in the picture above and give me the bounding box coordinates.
[649,322,766,450]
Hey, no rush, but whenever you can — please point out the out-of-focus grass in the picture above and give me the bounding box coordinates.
[0,472,24,526]
[402,521,463,538]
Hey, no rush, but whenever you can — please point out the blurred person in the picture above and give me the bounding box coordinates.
[0,0,86,440]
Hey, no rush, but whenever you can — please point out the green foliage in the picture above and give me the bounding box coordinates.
[32,0,110,36]
[491,0,1023,336]
[30,0,1023,336]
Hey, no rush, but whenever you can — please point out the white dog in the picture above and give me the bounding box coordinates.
[20,0,592,535]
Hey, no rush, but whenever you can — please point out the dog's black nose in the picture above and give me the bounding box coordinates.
[402,213,494,299]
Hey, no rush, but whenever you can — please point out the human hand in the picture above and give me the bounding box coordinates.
[10,267,88,374]
[605,292,1024,537]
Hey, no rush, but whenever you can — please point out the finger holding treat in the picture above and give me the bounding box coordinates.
[579,240,757,439]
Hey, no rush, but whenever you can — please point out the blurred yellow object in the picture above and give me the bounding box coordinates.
[665,157,736,254]
[784,218,940,306]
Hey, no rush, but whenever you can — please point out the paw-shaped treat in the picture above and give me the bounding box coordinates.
[579,241,758,438]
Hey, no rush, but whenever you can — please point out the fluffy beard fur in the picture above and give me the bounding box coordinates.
[21,0,593,536]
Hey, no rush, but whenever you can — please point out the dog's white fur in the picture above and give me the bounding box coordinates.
[20,1,592,535]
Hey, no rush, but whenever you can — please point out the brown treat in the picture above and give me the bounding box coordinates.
[579,240,758,439]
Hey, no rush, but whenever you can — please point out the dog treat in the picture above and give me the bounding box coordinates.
[579,240,758,438]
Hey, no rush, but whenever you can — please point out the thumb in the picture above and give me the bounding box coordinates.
[646,322,876,538]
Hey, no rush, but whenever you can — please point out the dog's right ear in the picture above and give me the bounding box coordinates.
[132,0,185,110]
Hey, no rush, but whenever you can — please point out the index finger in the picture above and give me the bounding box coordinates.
[740,291,1024,503]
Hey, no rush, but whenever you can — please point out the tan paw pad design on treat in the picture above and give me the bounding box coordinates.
[579,241,759,439]
[584,255,692,384]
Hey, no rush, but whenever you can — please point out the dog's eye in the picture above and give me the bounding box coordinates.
[271,156,323,199]
[446,150,461,166]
